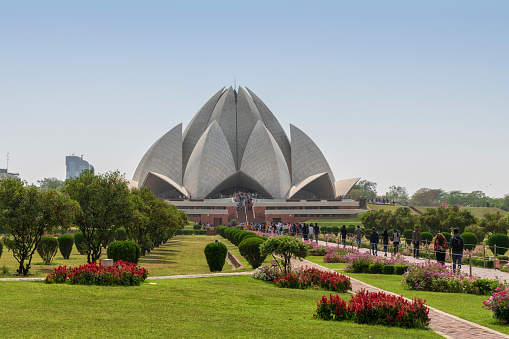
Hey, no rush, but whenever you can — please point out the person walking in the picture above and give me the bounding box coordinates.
[308,224,314,242]
[303,223,308,241]
[434,233,448,264]
[313,223,320,243]
[392,229,400,255]
[382,228,389,257]
[340,225,348,247]
[449,228,464,273]
[412,226,421,259]
[354,225,364,248]
[370,227,379,256]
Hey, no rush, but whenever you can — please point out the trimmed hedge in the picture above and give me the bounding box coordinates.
[442,232,452,243]
[349,263,409,275]
[57,234,74,259]
[107,240,141,264]
[420,232,433,245]
[238,237,267,269]
[74,232,86,254]
[204,242,228,272]
[37,236,59,265]
[331,226,340,236]
[403,229,413,245]
[460,232,478,251]
[488,234,509,256]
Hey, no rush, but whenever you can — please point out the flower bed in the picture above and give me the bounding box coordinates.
[45,260,148,286]
[315,289,430,328]
[341,252,410,275]
[260,267,351,292]
[322,247,360,263]
[252,265,282,281]
[483,285,509,323]
[403,261,498,295]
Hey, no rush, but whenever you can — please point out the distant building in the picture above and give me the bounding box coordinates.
[0,168,19,180]
[66,155,94,179]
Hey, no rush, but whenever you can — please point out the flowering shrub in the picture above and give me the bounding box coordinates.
[403,261,498,295]
[274,267,351,292]
[252,265,283,281]
[323,247,360,263]
[343,252,409,274]
[315,289,430,328]
[483,285,509,323]
[45,260,148,286]
[306,242,331,256]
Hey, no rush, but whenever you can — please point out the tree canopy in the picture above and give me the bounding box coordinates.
[0,178,80,275]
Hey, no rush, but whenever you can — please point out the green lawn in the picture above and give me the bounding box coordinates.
[0,276,442,338]
[305,256,509,335]
[304,216,363,226]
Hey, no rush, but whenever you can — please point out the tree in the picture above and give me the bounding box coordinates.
[393,206,417,231]
[127,187,186,255]
[63,169,133,263]
[478,212,509,236]
[0,178,80,275]
[411,188,440,206]
[350,180,377,199]
[37,177,64,191]
[418,205,477,234]
[385,185,409,203]
[259,236,308,274]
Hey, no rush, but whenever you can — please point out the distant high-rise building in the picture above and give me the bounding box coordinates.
[66,155,94,179]
[0,168,19,180]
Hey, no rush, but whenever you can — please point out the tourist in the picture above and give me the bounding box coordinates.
[382,228,389,257]
[412,226,421,259]
[370,227,379,256]
[313,223,319,243]
[303,223,308,241]
[449,228,464,273]
[340,225,348,247]
[433,233,448,264]
[392,229,400,255]
[354,225,364,248]
[308,224,314,241]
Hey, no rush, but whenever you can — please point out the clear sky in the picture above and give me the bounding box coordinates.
[1,1,508,197]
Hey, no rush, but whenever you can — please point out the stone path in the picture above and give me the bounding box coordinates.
[291,256,509,339]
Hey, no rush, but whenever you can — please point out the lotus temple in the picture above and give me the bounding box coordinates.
[131,86,364,225]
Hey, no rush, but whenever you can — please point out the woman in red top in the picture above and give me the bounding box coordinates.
[433,233,448,264]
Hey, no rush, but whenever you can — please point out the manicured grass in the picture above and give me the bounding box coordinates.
[309,256,509,335]
[0,275,442,338]
[0,235,254,278]
[304,216,363,226]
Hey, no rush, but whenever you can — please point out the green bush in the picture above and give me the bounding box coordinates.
[57,234,74,259]
[217,225,226,238]
[238,237,267,269]
[37,236,59,265]
[193,223,202,230]
[115,228,127,241]
[368,263,383,274]
[194,230,207,235]
[107,240,141,264]
[331,226,339,236]
[204,242,228,272]
[326,227,332,234]
[393,264,409,275]
[442,232,452,243]
[403,229,413,245]
[74,232,86,254]
[420,232,433,245]
[460,232,478,251]
[488,234,509,256]
[347,225,356,234]
[320,226,328,234]
[382,264,394,275]
[364,229,372,240]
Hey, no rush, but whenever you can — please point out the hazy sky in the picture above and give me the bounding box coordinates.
[1,1,508,197]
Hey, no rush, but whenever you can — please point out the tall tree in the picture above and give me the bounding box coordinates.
[0,178,80,275]
[385,185,409,203]
[37,177,64,191]
[411,188,439,206]
[478,211,509,236]
[418,205,477,234]
[63,169,133,263]
[350,180,377,199]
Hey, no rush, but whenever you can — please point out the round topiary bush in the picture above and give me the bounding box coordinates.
[331,226,340,236]
[364,228,372,240]
[115,228,127,241]
[488,234,509,256]
[107,240,141,264]
[326,226,333,234]
[204,242,228,272]
[442,232,452,243]
[57,234,74,259]
[37,236,59,265]
[238,237,267,269]
[460,232,478,251]
[74,231,86,254]
[403,229,414,245]
[347,225,356,235]
[420,232,433,245]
